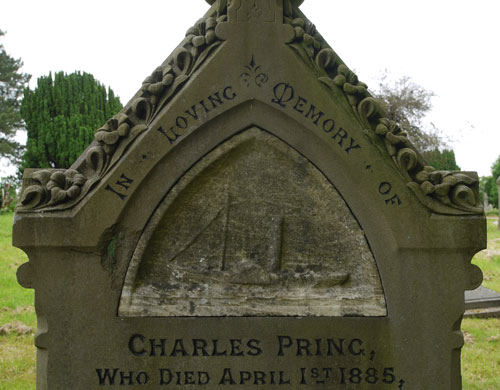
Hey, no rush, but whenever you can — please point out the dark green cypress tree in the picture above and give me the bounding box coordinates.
[20,71,122,170]
[421,148,460,171]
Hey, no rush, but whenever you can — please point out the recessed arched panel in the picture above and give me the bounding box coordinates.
[119,127,386,317]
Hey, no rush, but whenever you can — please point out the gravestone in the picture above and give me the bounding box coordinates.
[14,1,486,389]
[497,176,500,229]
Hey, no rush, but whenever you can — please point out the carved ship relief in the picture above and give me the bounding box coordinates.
[119,128,386,317]
[163,192,351,290]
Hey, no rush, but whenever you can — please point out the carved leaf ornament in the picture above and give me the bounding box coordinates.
[282,5,481,215]
[19,0,481,215]
[19,2,229,211]
[21,169,86,209]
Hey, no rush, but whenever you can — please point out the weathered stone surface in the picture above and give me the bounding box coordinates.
[120,128,386,317]
[13,1,485,389]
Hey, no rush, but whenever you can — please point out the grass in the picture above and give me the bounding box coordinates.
[472,213,500,292]
[462,318,500,389]
[0,212,35,390]
[0,212,499,389]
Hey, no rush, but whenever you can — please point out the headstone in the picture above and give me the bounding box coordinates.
[497,176,500,229]
[483,192,493,212]
[14,1,485,389]
[465,286,500,310]
[465,286,500,318]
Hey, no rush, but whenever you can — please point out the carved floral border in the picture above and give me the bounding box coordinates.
[19,4,229,212]
[282,5,482,215]
[19,0,482,215]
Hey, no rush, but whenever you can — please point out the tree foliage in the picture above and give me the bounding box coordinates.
[21,71,122,170]
[481,156,500,208]
[0,30,31,163]
[374,73,461,171]
[421,148,460,171]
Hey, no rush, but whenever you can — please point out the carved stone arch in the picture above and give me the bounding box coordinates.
[105,96,415,313]
[118,126,387,317]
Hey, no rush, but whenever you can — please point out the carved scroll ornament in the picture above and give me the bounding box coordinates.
[19,3,229,211]
[19,0,481,215]
[284,6,482,215]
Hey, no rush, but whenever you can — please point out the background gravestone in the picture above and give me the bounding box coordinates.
[497,176,500,229]
[14,1,485,389]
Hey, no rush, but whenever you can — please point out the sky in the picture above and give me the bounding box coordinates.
[1,0,499,176]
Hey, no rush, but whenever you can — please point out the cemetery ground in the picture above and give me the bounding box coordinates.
[0,212,498,389]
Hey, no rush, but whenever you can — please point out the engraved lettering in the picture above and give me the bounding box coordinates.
[230,339,244,356]
[208,91,224,109]
[171,339,189,357]
[105,173,135,201]
[297,338,313,356]
[156,85,237,147]
[192,339,209,356]
[379,182,402,207]
[159,369,173,385]
[349,368,362,384]
[184,371,195,385]
[136,372,149,385]
[254,371,266,385]
[315,339,322,356]
[200,99,212,114]
[305,105,325,125]
[158,126,182,145]
[239,371,251,385]
[279,371,291,384]
[212,339,228,356]
[332,127,349,146]
[365,368,378,384]
[247,339,263,356]
[176,116,188,129]
[95,370,148,386]
[268,82,365,155]
[277,335,293,356]
[120,371,134,386]
[272,82,295,107]
[115,174,134,191]
[386,194,402,206]
[219,368,236,385]
[348,339,365,356]
[200,372,210,385]
[129,334,146,356]
[322,119,336,133]
[185,105,199,120]
[223,86,237,100]
[327,338,345,356]
[345,137,362,154]
[96,368,119,385]
[105,184,127,201]
[149,338,167,357]
[383,368,396,384]
[340,367,347,384]
[293,96,308,114]
[159,369,206,386]
[300,368,307,385]
[379,182,392,195]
